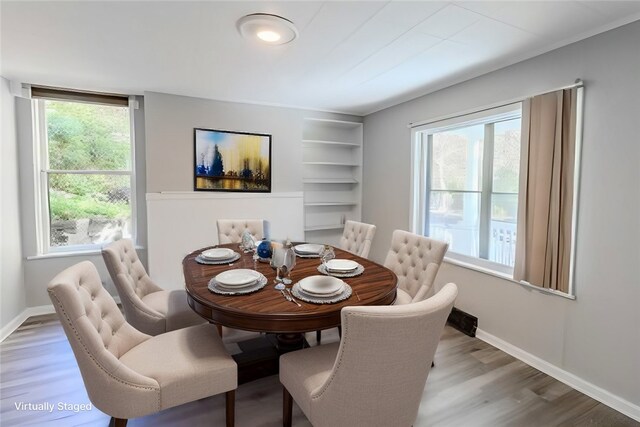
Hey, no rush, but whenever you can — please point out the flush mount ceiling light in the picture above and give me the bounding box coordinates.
[237,13,298,45]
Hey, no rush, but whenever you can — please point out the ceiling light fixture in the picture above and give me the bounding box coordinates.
[237,13,298,45]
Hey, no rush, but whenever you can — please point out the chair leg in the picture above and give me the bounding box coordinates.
[225,390,235,427]
[316,330,321,344]
[283,386,293,427]
[110,418,127,427]
[217,324,223,337]
[226,390,235,427]
[338,326,342,337]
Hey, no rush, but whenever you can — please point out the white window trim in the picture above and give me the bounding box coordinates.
[410,102,522,273]
[34,97,138,254]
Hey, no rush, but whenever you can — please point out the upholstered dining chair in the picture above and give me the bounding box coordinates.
[216,219,265,244]
[315,220,377,344]
[280,282,458,427]
[102,239,207,336]
[338,220,376,258]
[48,261,237,427]
[384,230,449,305]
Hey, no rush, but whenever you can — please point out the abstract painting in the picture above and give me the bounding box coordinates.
[194,128,271,192]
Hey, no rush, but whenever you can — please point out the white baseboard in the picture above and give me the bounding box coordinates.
[475,328,640,422]
[0,296,121,343]
[0,304,56,342]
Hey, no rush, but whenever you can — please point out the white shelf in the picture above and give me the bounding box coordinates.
[304,224,344,232]
[303,116,362,246]
[304,117,362,129]
[305,202,358,207]
[303,162,358,166]
[303,178,358,184]
[302,139,360,147]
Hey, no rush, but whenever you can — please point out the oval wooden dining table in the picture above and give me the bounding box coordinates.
[184,244,397,332]
[183,243,397,383]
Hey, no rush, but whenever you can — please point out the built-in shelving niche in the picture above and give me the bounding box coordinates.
[302,118,363,245]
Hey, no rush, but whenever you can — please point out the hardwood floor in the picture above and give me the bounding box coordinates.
[0,314,636,426]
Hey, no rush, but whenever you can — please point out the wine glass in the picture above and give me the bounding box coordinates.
[271,247,287,286]
[281,245,297,285]
[320,245,335,270]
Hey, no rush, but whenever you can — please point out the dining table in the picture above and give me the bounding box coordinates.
[183,243,397,383]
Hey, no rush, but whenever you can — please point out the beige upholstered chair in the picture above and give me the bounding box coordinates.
[216,219,264,244]
[384,230,449,305]
[280,283,458,427]
[315,220,377,344]
[338,220,376,258]
[47,261,237,427]
[102,239,206,336]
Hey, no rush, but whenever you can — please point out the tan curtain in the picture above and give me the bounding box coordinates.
[513,88,578,293]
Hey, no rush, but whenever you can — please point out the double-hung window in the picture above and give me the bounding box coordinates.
[411,104,521,273]
[33,87,135,253]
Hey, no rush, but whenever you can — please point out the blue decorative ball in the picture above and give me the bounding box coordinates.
[257,240,272,259]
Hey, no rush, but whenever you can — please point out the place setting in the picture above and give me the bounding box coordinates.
[208,269,268,295]
[317,258,364,278]
[293,243,324,258]
[195,247,242,265]
[291,275,352,304]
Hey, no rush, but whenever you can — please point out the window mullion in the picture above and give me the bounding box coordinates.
[479,123,494,259]
[424,134,433,236]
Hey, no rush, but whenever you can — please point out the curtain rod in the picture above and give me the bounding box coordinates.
[408,79,583,129]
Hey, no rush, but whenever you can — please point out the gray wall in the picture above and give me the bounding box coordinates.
[1,77,27,328]
[363,22,640,405]
[144,92,361,193]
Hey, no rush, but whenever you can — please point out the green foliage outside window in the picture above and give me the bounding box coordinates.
[46,100,131,221]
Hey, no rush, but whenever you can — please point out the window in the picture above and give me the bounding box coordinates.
[411,104,521,272]
[34,89,135,252]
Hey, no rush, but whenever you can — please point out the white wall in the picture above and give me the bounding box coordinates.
[0,77,27,330]
[363,22,640,408]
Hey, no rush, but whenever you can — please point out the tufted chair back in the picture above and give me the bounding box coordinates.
[102,239,165,334]
[338,220,376,258]
[384,230,449,302]
[47,261,156,414]
[310,283,458,426]
[216,219,264,244]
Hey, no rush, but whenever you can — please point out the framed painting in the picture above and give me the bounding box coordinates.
[194,128,272,192]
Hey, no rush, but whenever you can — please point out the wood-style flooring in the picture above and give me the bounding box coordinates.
[0,314,637,426]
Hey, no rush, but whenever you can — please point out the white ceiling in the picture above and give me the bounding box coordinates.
[2,1,640,115]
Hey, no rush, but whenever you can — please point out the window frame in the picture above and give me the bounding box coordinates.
[410,103,522,274]
[33,96,137,254]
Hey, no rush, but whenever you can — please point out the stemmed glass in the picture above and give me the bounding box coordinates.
[320,245,335,270]
[271,247,287,288]
[281,244,297,285]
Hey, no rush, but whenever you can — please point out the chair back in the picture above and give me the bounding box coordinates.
[216,219,264,244]
[311,283,458,427]
[47,261,156,416]
[102,239,165,334]
[384,230,448,302]
[338,220,376,258]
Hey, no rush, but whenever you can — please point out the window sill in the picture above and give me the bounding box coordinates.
[27,245,145,261]
[443,256,576,300]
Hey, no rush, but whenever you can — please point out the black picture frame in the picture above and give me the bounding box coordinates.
[194,128,272,193]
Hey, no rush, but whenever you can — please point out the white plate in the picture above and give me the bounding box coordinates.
[298,275,345,295]
[294,244,323,255]
[215,269,261,287]
[208,274,267,295]
[201,248,236,260]
[215,279,258,290]
[298,286,345,298]
[325,259,359,272]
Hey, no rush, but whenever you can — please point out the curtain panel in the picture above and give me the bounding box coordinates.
[514,88,578,294]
